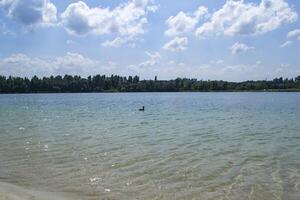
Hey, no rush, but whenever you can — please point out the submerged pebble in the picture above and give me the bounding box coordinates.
[89,177,101,183]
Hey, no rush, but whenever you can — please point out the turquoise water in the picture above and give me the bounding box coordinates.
[0,93,299,200]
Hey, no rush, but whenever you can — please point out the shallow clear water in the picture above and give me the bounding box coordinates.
[0,93,300,200]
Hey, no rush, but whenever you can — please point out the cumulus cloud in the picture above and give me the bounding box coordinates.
[210,60,225,65]
[0,54,52,77]
[280,40,293,48]
[53,52,99,74]
[163,37,188,51]
[284,29,300,45]
[231,42,255,54]
[129,60,260,81]
[147,4,159,13]
[0,0,57,27]
[3,52,295,82]
[274,64,299,78]
[60,0,157,38]
[127,54,257,81]
[129,58,298,81]
[196,0,297,38]
[165,6,208,36]
[102,37,132,48]
[287,29,300,38]
[138,51,161,68]
[0,52,114,77]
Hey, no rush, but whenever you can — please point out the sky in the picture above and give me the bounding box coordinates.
[0,0,300,81]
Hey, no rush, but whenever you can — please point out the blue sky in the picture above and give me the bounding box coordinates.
[0,0,300,81]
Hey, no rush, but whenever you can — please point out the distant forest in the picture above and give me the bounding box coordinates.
[0,75,300,93]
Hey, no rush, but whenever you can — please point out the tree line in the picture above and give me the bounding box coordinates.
[0,74,300,93]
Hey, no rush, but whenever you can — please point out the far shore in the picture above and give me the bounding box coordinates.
[1,89,300,94]
[1,74,300,94]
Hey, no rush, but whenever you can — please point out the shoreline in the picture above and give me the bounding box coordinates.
[0,89,300,94]
[0,182,79,200]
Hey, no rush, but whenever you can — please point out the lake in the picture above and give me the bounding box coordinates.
[0,93,299,200]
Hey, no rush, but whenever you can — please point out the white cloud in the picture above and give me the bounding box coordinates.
[165,6,208,36]
[102,37,131,48]
[280,40,293,48]
[0,54,53,77]
[131,61,256,81]
[128,55,264,81]
[0,0,57,28]
[287,29,300,38]
[164,6,207,51]
[231,42,255,54]
[0,52,112,77]
[210,60,224,65]
[53,52,99,74]
[196,0,297,38]
[60,0,157,38]
[147,4,159,13]
[194,6,209,21]
[274,64,299,78]
[140,60,298,81]
[138,51,161,68]
[163,37,188,51]
[4,52,293,81]
[222,64,248,73]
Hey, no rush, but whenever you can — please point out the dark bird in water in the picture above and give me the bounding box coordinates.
[139,106,145,111]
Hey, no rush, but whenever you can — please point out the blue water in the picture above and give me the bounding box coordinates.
[0,93,299,200]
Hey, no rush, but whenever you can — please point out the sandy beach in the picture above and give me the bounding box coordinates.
[0,182,78,200]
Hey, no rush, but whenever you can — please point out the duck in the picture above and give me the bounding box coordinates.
[139,106,145,111]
